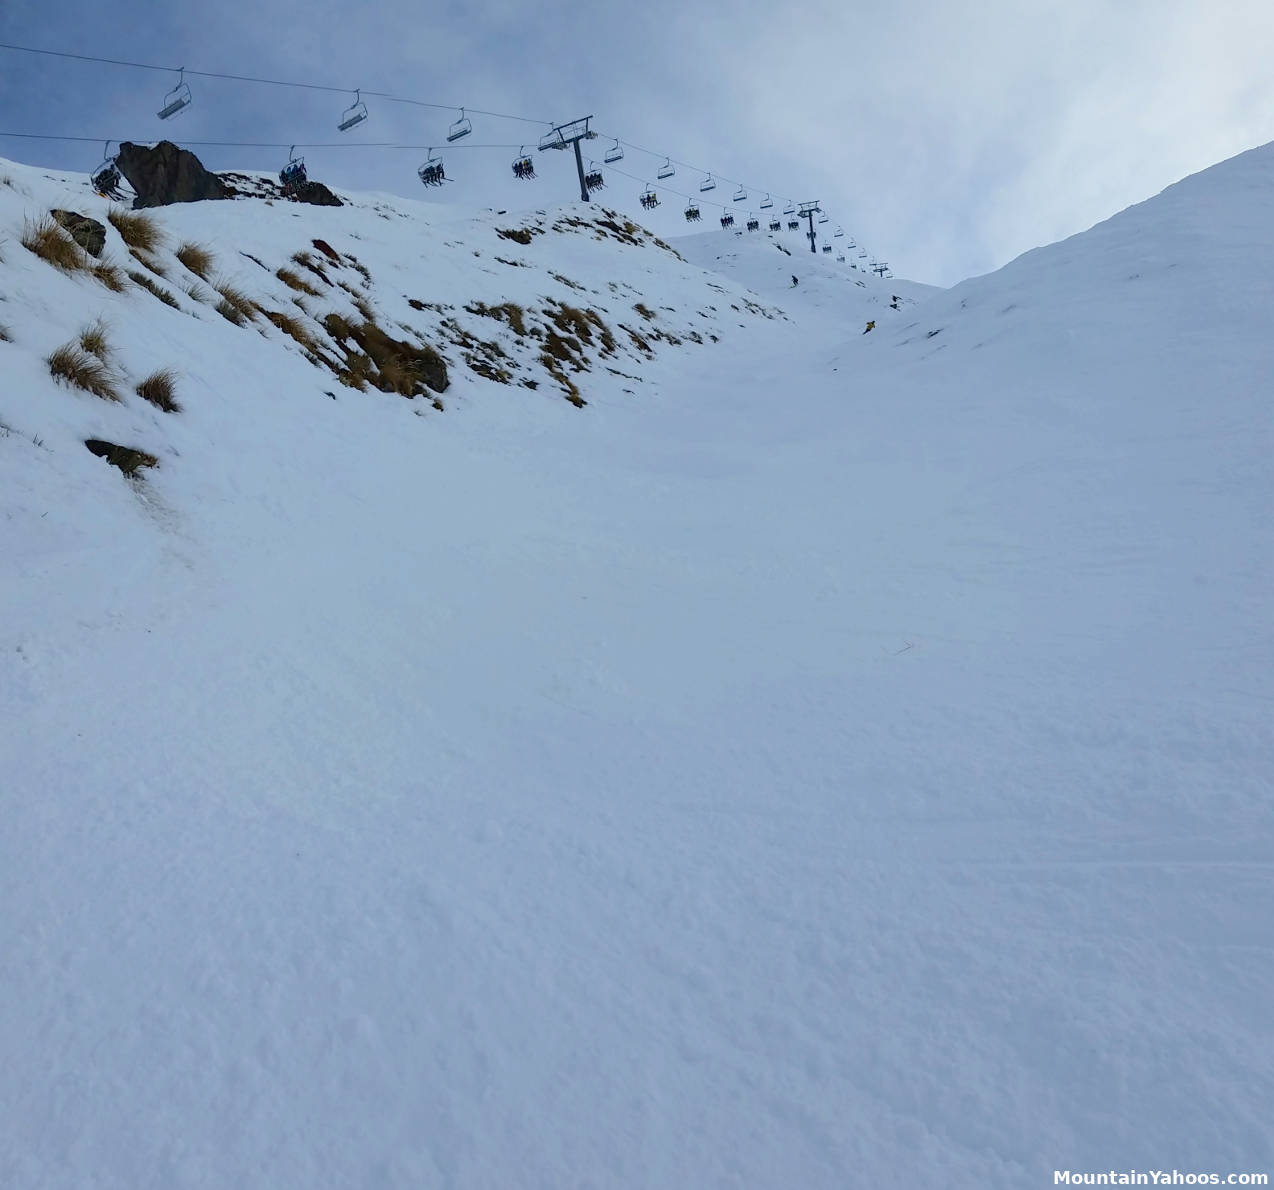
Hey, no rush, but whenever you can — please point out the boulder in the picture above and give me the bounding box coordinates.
[289,180,343,208]
[50,210,106,258]
[116,141,228,208]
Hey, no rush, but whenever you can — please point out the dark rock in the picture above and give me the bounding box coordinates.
[116,141,228,208]
[289,180,343,208]
[50,210,106,258]
[84,439,158,476]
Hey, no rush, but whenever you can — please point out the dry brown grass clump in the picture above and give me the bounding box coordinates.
[261,308,321,352]
[128,270,181,308]
[78,319,111,360]
[176,242,215,279]
[91,262,127,292]
[633,302,656,321]
[276,266,322,296]
[129,248,168,277]
[48,341,120,400]
[215,281,257,325]
[291,250,332,286]
[84,438,158,476]
[466,301,527,337]
[22,217,87,273]
[107,208,164,253]
[135,368,181,412]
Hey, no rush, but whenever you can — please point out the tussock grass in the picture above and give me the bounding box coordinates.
[276,266,321,296]
[135,368,180,412]
[22,217,87,273]
[176,241,215,279]
[291,250,332,286]
[466,300,527,337]
[48,342,120,400]
[215,280,257,322]
[129,248,167,277]
[216,299,248,326]
[128,270,181,308]
[91,261,126,292]
[107,208,164,253]
[633,302,656,321]
[261,308,320,352]
[184,281,213,304]
[78,319,112,360]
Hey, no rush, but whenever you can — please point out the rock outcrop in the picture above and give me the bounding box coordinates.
[116,141,228,208]
[50,210,106,257]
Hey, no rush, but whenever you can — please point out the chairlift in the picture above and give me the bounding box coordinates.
[837,255,845,263]
[746,218,760,232]
[157,68,192,120]
[604,139,624,164]
[768,220,781,232]
[822,245,832,254]
[446,108,472,142]
[858,249,867,258]
[834,226,844,237]
[656,157,675,180]
[699,173,717,193]
[279,145,308,195]
[817,212,829,224]
[684,204,701,222]
[512,148,535,179]
[338,89,368,132]
[847,238,856,248]
[732,185,747,203]
[417,149,446,187]
[787,220,800,231]
[585,163,605,191]
[782,201,796,215]
[720,213,734,229]
[639,187,659,210]
[759,193,773,209]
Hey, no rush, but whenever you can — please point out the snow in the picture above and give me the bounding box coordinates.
[1,144,1272,1188]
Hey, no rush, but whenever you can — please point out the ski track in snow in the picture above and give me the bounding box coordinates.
[1,148,1272,1188]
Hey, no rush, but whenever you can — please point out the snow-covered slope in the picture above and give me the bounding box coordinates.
[1,144,1271,1190]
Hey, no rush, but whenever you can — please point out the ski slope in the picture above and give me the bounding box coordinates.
[1,144,1272,1189]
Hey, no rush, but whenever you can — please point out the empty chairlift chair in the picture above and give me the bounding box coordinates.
[759,193,774,209]
[700,173,717,193]
[834,226,844,237]
[446,108,472,142]
[656,157,675,180]
[512,148,535,180]
[783,201,796,215]
[338,90,368,132]
[732,185,747,203]
[157,68,192,120]
[604,139,624,164]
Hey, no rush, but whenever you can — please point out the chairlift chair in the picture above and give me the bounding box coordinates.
[603,139,624,164]
[699,173,717,193]
[782,201,796,215]
[446,108,472,142]
[157,68,192,120]
[585,163,605,191]
[720,213,734,229]
[837,255,845,263]
[787,220,800,231]
[279,146,308,195]
[834,227,844,237]
[822,245,832,254]
[656,157,675,180]
[639,187,659,210]
[759,193,773,209]
[746,219,760,232]
[847,238,856,248]
[512,148,535,179]
[417,150,446,187]
[684,204,701,223]
[732,186,747,203]
[858,249,867,257]
[91,141,124,197]
[768,220,781,232]
[338,90,368,132]
[817,212,829,224]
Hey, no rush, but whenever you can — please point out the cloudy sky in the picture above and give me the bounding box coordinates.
[2,0,1271,285]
